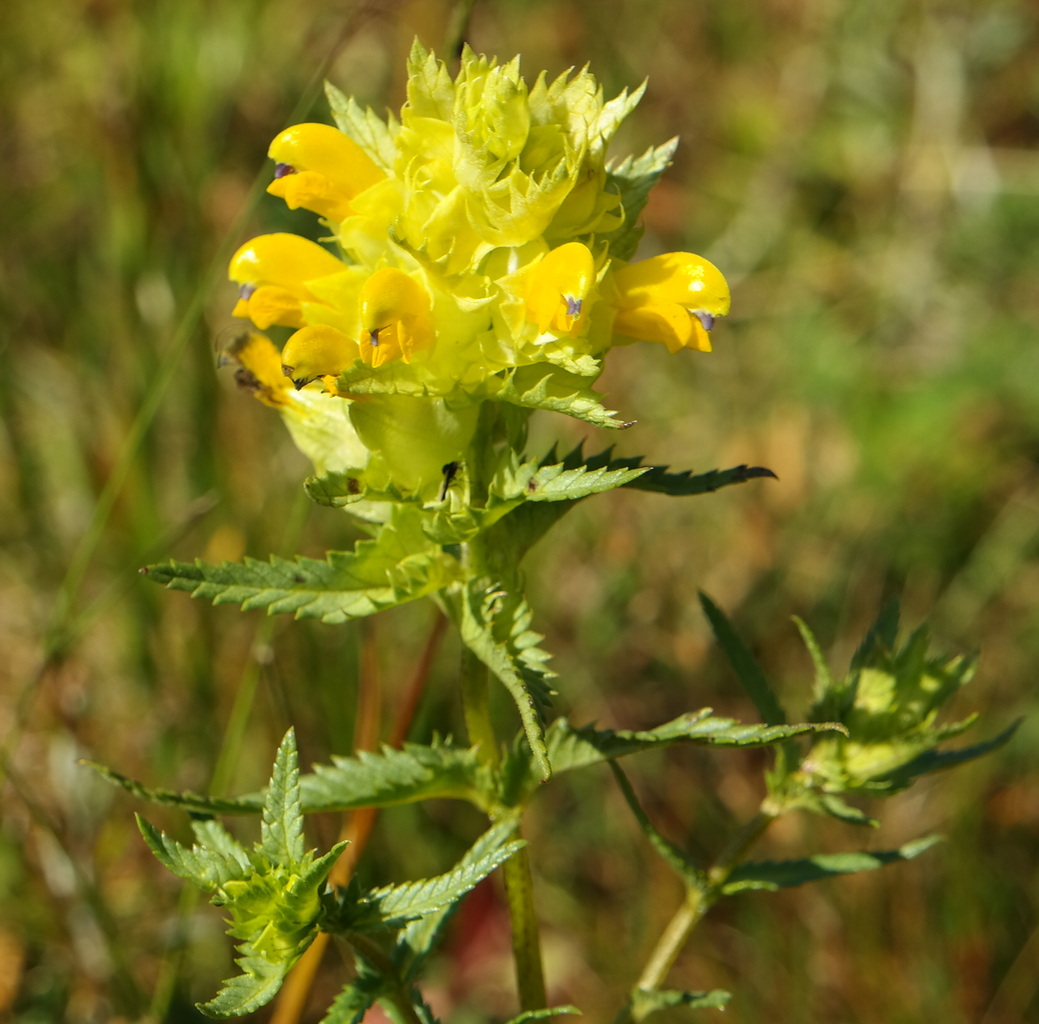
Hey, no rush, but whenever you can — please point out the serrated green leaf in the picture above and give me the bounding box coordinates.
[260,729,305,866]
[192,819,252,874]
[87,761,264,814]
[297,740,490,813]
[630,986,731,1018]
[137,815,247,890]
[143,507,460,624]
[626,463,776,497]
[602,138,679,261]
[534,713,841,781]
[319,973,384,1024]
[453,582,555,780]
[503,1006,582,1023]
[487,364,625,429]
[353,822,523,930]
[699,593,787,727]
[324,82,399,171]
[197,946,291,1019]
[722,835,944,894]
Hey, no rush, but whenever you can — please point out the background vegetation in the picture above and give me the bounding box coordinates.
[1,0,1037,1021]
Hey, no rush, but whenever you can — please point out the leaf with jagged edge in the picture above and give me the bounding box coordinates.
[298,740,492,814]
[342,821,522,932]
[142,506,461,625]
[487,364,626,429]
[529,713,843,778]
[318,969,384,1024]
[137,815,248,889]
[391,821,522,982]
[722,835,944,894]
[603,137,679,262]
[625,462,777,496]
[197,944,290,1020]
[451,581,556,781]
[137,731,347,1019]
[324,82,399,172]
[91,740,493,818]
[89,762,265,814]
[629,988,732,1019]
[489,443,651,505]
[484,452,776,569]
[260,728,305,866]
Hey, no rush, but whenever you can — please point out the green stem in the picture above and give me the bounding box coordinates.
[618,804,780,1023]
[502,839,548,1011]
[458,624,546,1011]
[345,933,425,1024]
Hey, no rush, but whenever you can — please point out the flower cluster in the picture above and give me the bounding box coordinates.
[225,42,729,497]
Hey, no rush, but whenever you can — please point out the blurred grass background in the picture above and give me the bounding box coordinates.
[1,0,1038,1021]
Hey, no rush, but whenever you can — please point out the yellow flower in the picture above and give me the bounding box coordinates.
[266,123,385,223]
[281,324,359,390]
[612,253,730,353]
[358,268,435,368]
[524,242,595,337]
[229,233,346,329]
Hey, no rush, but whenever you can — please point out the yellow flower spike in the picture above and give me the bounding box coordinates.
[524,242,595,336]
[266,123,385,222]
[358,268,434,368]
[229,233,346,329]
[281,325,360,390]
[612,252,730,353]
[219,332,295,408]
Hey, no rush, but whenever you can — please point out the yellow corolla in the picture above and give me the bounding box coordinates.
[358,268,434,368]
[229,233,345,330]
[612,253,730,353]
[281,324,360,390]
[267,123,385,223]
[524,242,595,337]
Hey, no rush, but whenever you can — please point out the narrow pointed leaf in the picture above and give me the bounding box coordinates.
[885,719,1020,788]
[610,763,703,887]
[699,593,787,726]
[87,761,264,814]
[722,835,944,894]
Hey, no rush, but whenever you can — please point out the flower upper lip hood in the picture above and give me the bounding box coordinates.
[229,233,347,330]
[266,123,386,222]
[612,253,731,353]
